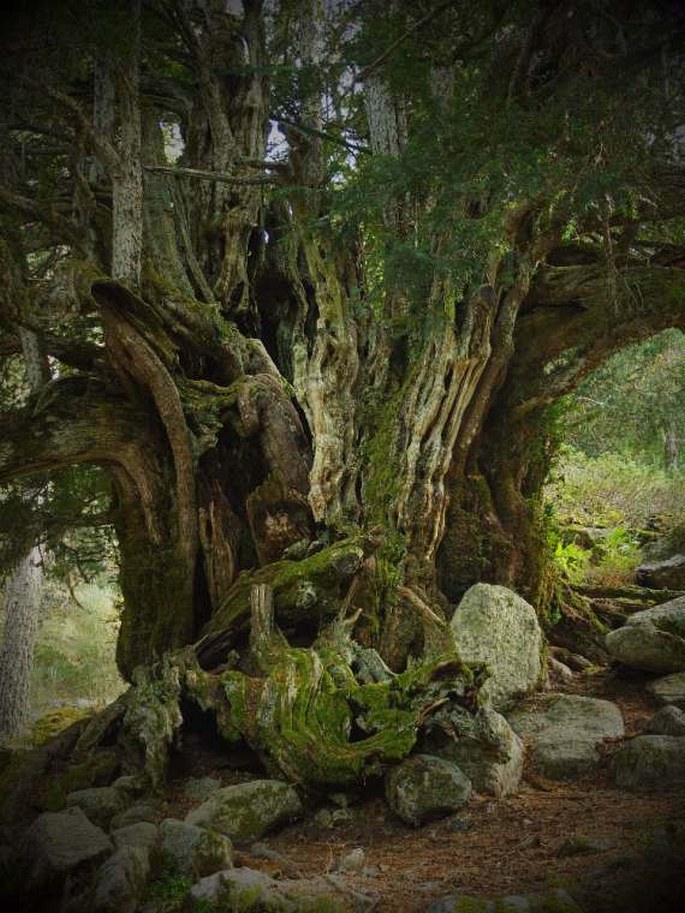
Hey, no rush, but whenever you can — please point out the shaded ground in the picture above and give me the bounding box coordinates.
[161,666,685,912]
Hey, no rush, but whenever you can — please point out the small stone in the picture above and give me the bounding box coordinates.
[557,834,614,857]
[331,807,353,827]
[314,808,333,828]
[335,847,365,873]
[447,816,472,833]
[110,802,158,829]
[363,865,381,877]
[644,705,685,736]
[111,775,146,798]
[646,672,685,708]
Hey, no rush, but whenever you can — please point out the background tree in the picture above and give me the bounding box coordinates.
[0,0,684,782]
[563,328,685,471]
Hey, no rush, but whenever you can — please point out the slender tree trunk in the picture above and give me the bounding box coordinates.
[0,328,50,740]
[0,547,43,740]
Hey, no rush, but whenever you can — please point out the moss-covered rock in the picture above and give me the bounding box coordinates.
[185,780,302,844]
[159,818,233,877]
[508,694,624,781]
[450,584,544,710]
[423,707,524,798]
[385,754,471,826]
[21,806,113,890]
[427,889,582,912]
[611,735,685,791]
[185,866,375,912]
[92,844,151,913]
[605,595,685,673]
[65,785,128,828]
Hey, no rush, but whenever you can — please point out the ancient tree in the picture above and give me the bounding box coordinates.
[1,0,684,783]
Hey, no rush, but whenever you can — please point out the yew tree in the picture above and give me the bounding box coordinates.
[1,0,685,783]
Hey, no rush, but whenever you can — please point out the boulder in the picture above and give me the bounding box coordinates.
[424,707,523,797]
[159,818,233,878]
[185,779,302,843]
[450,584,544,710]
[507,694,624,780]
[92,845,150,913]
[109,801,158,829]
[65,786,127,828]
[427,889,582,912]
[646,672,685,708]
[605,595,685,673]
[186,868,274,911]
[112,822,158,852]
[22,807,113,889]
[612,735,685,791]
[186,867,376,912]
[636,554,685,590]
[644,705,685,736]
[183,777,221,802]
[385,754,471,826]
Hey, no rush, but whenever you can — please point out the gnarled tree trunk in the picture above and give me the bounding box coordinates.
[1,0,684,789]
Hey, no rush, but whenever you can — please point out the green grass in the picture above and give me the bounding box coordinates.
[545,448,685,587]
[546,447,685,530]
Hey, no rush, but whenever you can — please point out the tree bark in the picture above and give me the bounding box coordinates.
[0,548,43,740]
[0,327,50,740]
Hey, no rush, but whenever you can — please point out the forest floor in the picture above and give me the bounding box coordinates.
[158,663,685,913]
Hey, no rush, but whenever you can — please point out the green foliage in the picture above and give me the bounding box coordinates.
[0,578,126,722]
[24,705,90,747]
[546,447,685,530]
[145,871,194,912]
[586,527,642,587]
[562,330,685,470]
[552,540,590,586]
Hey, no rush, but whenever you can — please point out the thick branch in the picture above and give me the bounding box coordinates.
[513,262,685,414]
[144,164,275,186]
[0,380,166,544]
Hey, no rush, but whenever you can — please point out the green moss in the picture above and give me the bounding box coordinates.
[25,706,92,747]
[184,633,478,787]
[145,870,193,912]
[36,749,120,811]
[441,898,489,913]
[203,536,369,640]
[297,897,345,913]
